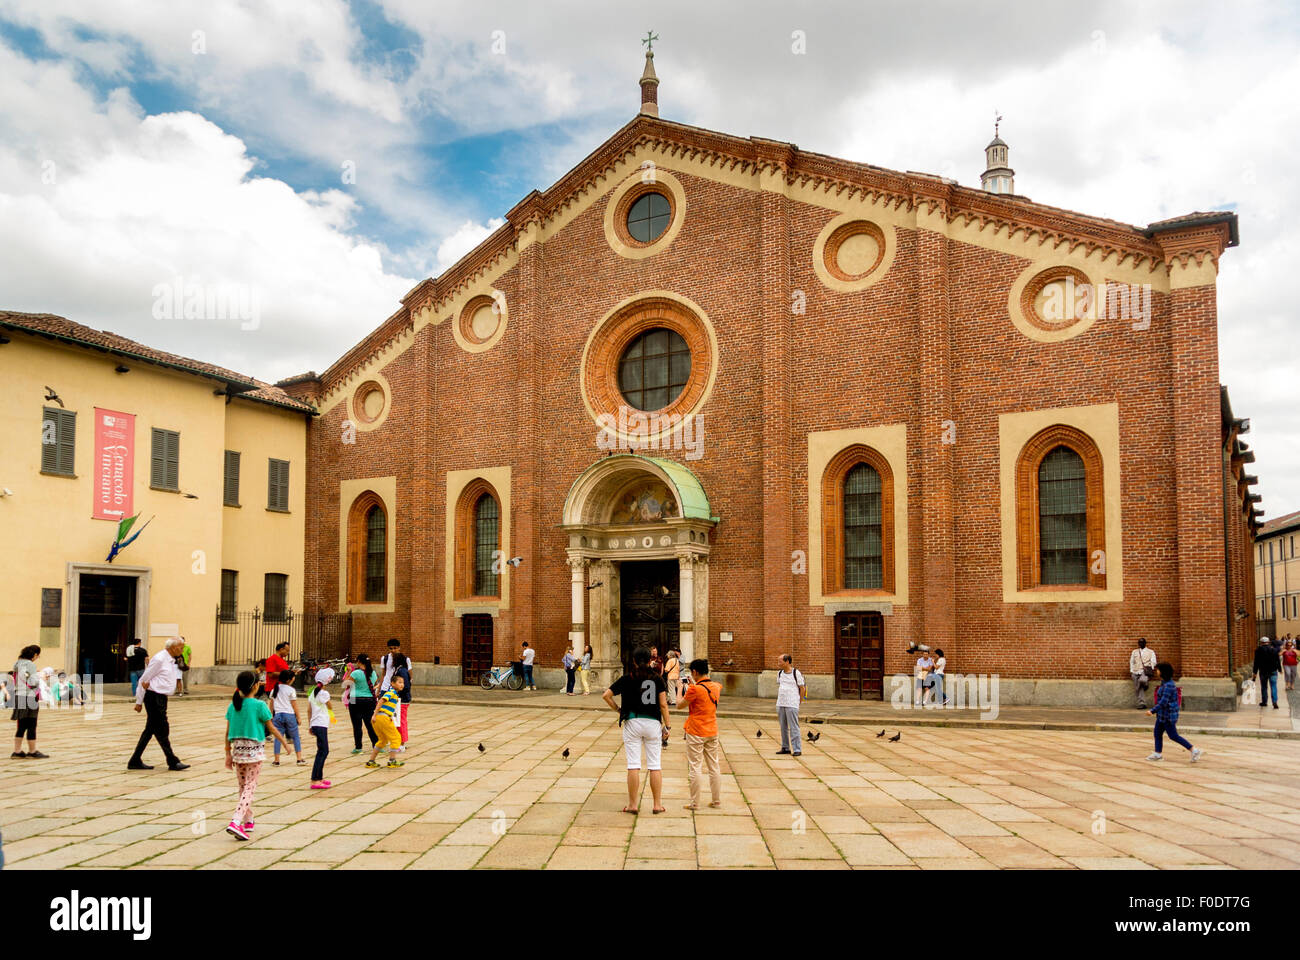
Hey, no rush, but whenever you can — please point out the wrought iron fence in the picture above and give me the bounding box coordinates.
[214,607,353,665]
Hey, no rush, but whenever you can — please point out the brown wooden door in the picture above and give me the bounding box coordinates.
[835,611,884,699]
[619,560,679,670]
[461,614,494,684]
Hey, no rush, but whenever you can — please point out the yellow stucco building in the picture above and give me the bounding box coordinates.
[1256,510,1300,639]
[0,312,312,680]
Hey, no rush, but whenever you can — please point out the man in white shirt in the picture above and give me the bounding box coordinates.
[379,638,402,692]
[521,642,536,690]
[774,654,806,757]
[1129,638,1156,709]
[127,638,189,771]
[915,653,934,705]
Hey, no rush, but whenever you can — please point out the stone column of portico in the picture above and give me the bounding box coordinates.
[677,551,695,664]
[567,555,587,659]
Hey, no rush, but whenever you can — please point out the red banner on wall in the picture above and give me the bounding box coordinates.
[93,408,135,521]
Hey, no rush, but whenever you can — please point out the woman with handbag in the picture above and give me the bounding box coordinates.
[343,654,379,754]
[11,645,46,759]
[175,637,192,696]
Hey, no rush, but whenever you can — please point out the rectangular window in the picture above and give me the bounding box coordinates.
[365,508,386,602]
[474,498,499,596]
[220,570,238,622]
[264,573,288,622]
[41,406,76,476]
[150,428,180,490]
[1039,449,1089,585]
[223,450,240,506]
[267,458,290,512]
[844,465,883,589]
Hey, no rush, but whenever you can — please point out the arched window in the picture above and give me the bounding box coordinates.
[843,463,883,589]
[346,491,387,604]
[1038,447,1087,584]
[474,494,499,596]
[455,478,502,599]
[364,505,386,601]
[822,445,895,595]
[1015,425,1106,590]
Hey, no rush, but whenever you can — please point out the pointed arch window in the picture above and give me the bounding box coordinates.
[346,491,388,604]
[474,494,500,596]
[822,445,895,595]
[455,478,502,600]
[1016,425,1106,590]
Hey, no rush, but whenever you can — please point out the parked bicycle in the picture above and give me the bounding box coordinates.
[291,657,348,690]
[480,663,526,691]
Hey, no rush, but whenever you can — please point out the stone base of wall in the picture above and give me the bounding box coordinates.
[190,666,1237,711]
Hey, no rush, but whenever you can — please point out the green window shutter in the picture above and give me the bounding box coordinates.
[151,428,165,487]
[165,431,179,490]
[267,458,289,510]
[223,451,240,506]
[41,407,58,473]
[57,411,76,476]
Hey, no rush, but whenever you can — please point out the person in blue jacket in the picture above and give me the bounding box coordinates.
[1145,662,1203,763]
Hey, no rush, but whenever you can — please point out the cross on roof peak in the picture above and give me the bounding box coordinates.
[642,30,658,51]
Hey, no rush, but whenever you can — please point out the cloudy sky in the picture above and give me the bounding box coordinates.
[0,0,1296,513]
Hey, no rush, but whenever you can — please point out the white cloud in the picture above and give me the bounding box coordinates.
[435,218,506,271]
[0,44,413,381]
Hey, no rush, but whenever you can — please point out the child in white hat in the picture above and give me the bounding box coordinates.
[307,666,335,789]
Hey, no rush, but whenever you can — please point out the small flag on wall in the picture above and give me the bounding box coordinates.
[106,514,152,563]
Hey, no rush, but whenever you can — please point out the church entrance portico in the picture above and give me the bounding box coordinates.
[560,454,715,688]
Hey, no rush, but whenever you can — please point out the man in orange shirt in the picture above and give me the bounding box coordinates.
[678,659,723,810]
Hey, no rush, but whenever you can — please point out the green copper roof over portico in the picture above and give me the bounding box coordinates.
[563,454,714,523]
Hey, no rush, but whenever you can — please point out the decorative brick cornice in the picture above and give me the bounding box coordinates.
[317,113,1221,395]
[1149,219,1236,270]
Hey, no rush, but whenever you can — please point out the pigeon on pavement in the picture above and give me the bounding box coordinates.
[888,732,901,742]
[477,743,485,753]
[876,729,887,738]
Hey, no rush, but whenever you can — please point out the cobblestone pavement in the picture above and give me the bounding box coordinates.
[3,700,1298,870]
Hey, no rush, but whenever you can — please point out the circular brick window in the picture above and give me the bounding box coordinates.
[618,328,691,412]
[1022,265,1092,332]
[824,220,886,282]
[613,183,677,248]
[583,296,713,425]
[353,380,386,424]
[460,295,501,344]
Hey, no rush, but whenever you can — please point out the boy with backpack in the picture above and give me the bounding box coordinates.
[1146,662,1203,763]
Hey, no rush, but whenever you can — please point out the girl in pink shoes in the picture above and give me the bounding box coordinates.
[307,666,335,789]
[224,671,288,840]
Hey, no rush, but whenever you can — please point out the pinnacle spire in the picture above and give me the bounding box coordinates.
[639,32,659,117]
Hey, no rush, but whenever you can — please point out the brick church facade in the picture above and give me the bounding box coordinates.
[281,55,1258,707]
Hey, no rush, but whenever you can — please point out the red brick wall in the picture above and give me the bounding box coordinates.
[302,166,1232,687]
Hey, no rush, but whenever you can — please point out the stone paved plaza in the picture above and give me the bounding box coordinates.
[3,699,1299,870]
